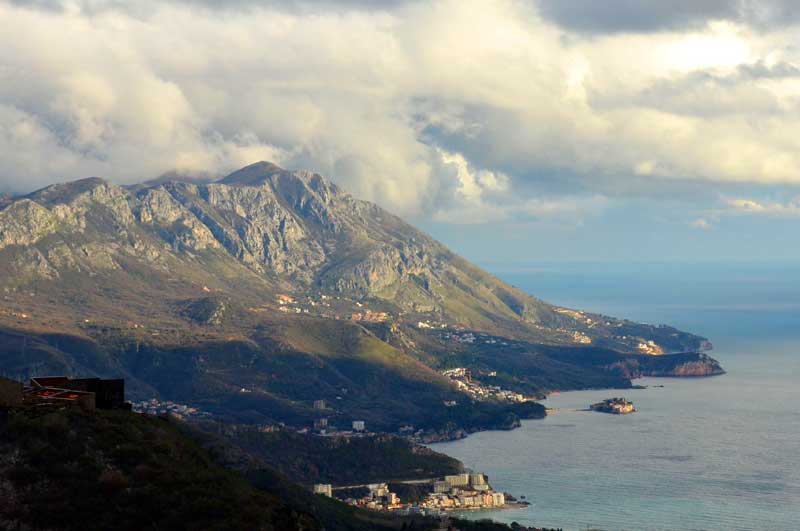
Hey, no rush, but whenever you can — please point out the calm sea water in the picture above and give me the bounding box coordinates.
[431,263,800,531]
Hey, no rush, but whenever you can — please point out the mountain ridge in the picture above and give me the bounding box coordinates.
[0,161,721,432]
[0,161,709,350]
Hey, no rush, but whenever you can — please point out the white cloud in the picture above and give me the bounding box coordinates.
[723,197,800,216]
[438,149,508,201]
[429,148,608,224]
[690,218,712,230]
[1,0,800,223]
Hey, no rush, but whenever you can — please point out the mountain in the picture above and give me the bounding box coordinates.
[0,162,722,432]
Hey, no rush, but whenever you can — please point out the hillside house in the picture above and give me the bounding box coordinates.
[0,376,132,412]
[30,377,128,410]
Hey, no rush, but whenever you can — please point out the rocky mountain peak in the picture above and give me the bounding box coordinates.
[26,177,114,205]
[218,161,343,208]
[0,163,556,328]
[218,161,290,187]
[130,170,215,192]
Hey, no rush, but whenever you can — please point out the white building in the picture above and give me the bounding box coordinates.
[444,473,470,487]
[433,480,450,494]
[352,420,365,432]
[491,492,505,506]
[386,492,399,506]
[368,483,389,498]
[313,484,333,497]
[470,473,487,486]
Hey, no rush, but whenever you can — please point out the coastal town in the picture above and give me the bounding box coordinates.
[313,471,521,516]
[441,368,534,403]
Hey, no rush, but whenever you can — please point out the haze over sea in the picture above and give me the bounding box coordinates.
[430,262,800,531]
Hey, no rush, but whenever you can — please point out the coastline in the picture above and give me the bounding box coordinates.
[420,351,800,531]
[422,264,798,531]
[448,501,530,516]
[418,359,724,444]
[423,375,710,528]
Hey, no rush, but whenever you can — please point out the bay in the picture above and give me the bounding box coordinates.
[430,262,800,531]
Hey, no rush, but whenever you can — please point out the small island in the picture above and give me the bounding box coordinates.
[590,397,635,414]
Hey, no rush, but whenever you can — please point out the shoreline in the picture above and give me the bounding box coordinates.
[417,386,628,444]
[421,371,725,444]
[416,348,798,531]
[447,501,530,516]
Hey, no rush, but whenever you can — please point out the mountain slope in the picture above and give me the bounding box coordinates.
[0,408,321,531]
[1,408,486,531]
[0,162,720,432]
[0,161,707,349]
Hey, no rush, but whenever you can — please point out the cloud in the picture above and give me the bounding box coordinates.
[536,0,737,35]
[690,218,712,230]
[535,0,800,34]
[432,192,609,225]
[6,0,411,14]
[429,148,608,224]
[723,197,800,216]
[181,0,411,10]
[1,0,800,224]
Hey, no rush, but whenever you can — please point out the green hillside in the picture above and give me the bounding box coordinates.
[0,408,559,531]
[196,425,464,486]
[0,408,319,531]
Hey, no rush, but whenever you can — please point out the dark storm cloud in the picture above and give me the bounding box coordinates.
[536,0,736,34]
[536,0,800,34]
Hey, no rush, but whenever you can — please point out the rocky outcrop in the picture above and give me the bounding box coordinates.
[33,178,135,232]
[179,297,229,326]
[12,247,60,280]
[608,352,725,378]
[321,245,410,297]
[136,187,220,251]
[192,181,327,277]
[0,200,58,250]
[646,353,726,377]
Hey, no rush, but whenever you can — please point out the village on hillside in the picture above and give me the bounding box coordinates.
[441,368,535,403]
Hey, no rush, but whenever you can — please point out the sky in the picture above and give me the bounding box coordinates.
[1,0,799,264]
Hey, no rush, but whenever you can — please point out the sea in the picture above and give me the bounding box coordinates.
[430,262,800,531]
